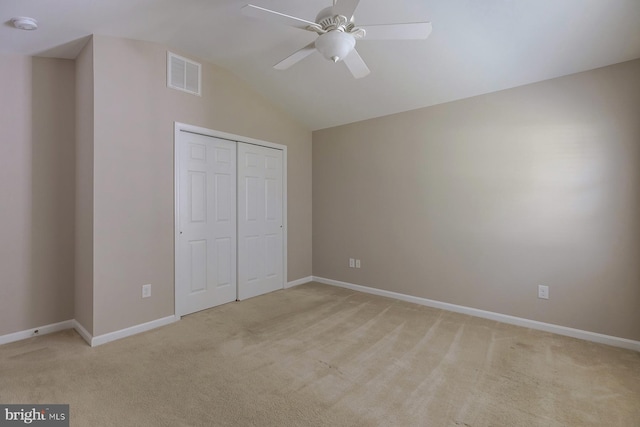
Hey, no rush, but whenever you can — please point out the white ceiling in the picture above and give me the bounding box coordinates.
[2,0,640,130]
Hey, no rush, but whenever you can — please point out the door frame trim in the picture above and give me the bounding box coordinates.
[173,122,288,317]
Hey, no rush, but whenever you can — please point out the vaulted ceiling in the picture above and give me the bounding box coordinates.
[2,0,640,130]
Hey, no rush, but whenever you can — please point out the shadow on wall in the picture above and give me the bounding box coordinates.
[35,36,92,59]
[28,57,75,326]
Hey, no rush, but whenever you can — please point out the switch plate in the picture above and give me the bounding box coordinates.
[355,259,361,268]
[349,258,355,268]
[142,284,152,298]
[538,285,549,300]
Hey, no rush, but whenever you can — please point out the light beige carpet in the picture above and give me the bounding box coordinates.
[1,282,639,426]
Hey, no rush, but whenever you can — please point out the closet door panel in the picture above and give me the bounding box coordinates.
[237,143,284,300]
[176,132,237,316]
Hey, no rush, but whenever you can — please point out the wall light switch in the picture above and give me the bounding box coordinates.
[355,259,361,269]
[142,284,152,298]
[349,258,355,268]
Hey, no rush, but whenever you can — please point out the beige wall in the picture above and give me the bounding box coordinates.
[91,36,312,335]
[0,55,75,336]
[6,34,634,344]
[313,59,640,341]
[74,39,94,334]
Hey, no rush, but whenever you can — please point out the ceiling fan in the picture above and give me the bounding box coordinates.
[241,0,432,78]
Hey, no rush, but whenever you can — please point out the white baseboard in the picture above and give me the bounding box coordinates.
[313,276,640,352]
[0,316,181,348]
[286,276,313,289]
[72,320,93,346]
[0,320,75,346]
[89,315,180,347]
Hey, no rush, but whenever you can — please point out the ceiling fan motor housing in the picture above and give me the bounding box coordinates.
[317,7,339,23]
[315,7,354,31]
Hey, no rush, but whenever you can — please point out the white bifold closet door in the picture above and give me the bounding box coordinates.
[237,143,284,300]
[177,133,237,316]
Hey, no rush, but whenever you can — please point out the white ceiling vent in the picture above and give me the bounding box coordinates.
[167,52,201,96]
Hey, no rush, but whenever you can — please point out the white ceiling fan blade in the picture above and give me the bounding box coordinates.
[274,43,316,70]
[360,22,432,40]
[343,49,370,79]
[242,4,317,31]
[333,0,361,20]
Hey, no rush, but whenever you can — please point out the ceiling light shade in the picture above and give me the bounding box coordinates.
[11,17,38,30]
[315,31,355,63]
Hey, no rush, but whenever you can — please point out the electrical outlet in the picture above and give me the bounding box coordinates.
[355,259,361,268]
[349,258,355,268]
[538,285,549,300]
[142,284,152,298]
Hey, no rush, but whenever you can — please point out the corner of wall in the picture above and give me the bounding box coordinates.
[74,36,95,336]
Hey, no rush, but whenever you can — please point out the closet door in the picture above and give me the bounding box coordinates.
[237,143,284,300]
[176,132,237,316]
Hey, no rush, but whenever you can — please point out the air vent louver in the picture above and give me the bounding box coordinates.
[167,52,201,96]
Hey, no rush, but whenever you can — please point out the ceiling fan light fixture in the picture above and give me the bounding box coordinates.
[242,1,431,78]
[315,31,355,63]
